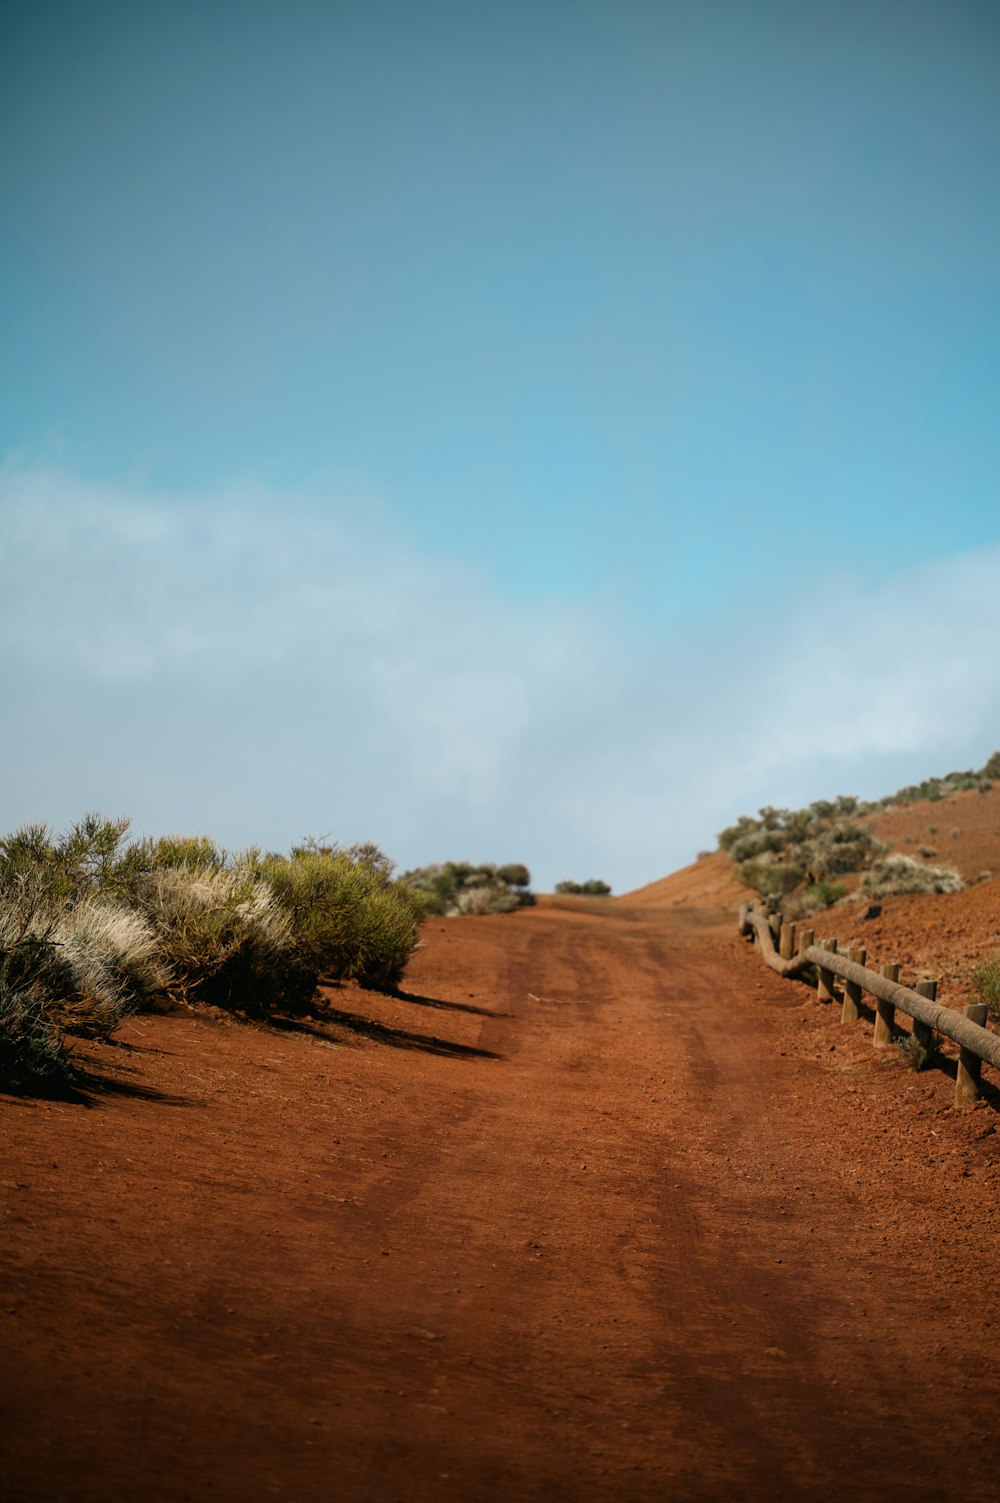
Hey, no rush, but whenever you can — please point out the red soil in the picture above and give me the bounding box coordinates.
[3,853,1000,1501]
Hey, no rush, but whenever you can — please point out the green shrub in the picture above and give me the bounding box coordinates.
[456,884,520,914]
[735,858,804,898]
[729,829,786,863]
[801,823,884,881]
[263,848,419,992]
[143,834,224,871]
[785,880,846,918]
[717,815,760,852]
[969,957,1000,1024]
[554,879,613,896]
[897,1033,937,1072]
[400,860,534,917]
[860,855,963,898]
[0,982,76,1092]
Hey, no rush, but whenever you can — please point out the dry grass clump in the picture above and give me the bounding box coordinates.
[859,855,964,898]
[48,899,168,1038]
[139,865,298,1016]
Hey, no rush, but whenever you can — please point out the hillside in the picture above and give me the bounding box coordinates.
[704,772,1000,998]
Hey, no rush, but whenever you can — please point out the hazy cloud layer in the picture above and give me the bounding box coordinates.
[2,460,999,891]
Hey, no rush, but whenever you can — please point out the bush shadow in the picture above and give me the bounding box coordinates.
[390,986,510,1019]
[270,1007,501,1060]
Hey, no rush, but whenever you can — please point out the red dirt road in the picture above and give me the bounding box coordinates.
[3,894,1000,1502]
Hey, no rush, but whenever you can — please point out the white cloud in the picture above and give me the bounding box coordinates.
[2,458,999,891]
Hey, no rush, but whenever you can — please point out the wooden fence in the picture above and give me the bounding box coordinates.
[738,899,999,1107]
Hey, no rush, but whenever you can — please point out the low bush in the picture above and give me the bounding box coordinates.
[859,856,963,898]
[0,981,76,1092]
[0,815,432,1085]
[262,846,421,991]
[48,898,167,1037]
[554,879,612,897]
[400,860,534,917]
[969,957,1000,1024]
[139,864,301,1015]
[784,880,846,918]
[897,1032,938,1072]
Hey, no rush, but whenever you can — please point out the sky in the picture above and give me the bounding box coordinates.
[2,0,999,892]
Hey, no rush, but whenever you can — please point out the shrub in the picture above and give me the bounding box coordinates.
[917,845,937,859]
[262,848,420,992]
[0,814,150,908]
[784,880,846,918]
[400,860,533,917]
[735,858,804,898]
[0,983,76,1092]
[50,899,168,1037]
[969,957,1000,1024]
[801,823,884,881]
[554,879,612,896]
[455,884,520,915]
[729,829,786,863]
[859,855,963,898]
[717,815,760,852]
[143,834,223,871]
[897,1033,937,1072]
[139,865,300,1015]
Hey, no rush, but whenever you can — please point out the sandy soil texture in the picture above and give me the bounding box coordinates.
[3,883,1000,1502]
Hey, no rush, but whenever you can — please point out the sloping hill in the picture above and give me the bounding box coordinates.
[860,779,1000,883]
[622,849,751,912]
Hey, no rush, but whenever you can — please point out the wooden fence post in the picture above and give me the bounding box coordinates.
[874,962,899,1047]
[956,1003,988,1106]
[779,922,796,961]
[842,947,866,1025]
[913,980,937,1052]
[798,928,814,957]
[817,939,837,1003]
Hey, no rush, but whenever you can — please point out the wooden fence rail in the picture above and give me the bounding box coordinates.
[738,902,998,1106]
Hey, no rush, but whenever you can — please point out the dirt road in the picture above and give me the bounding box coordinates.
[3,897,999,1501]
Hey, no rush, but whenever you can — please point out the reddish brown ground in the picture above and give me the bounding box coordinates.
[3,846,1000,1502]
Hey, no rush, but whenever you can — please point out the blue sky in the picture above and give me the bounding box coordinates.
[2,1,999,890]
